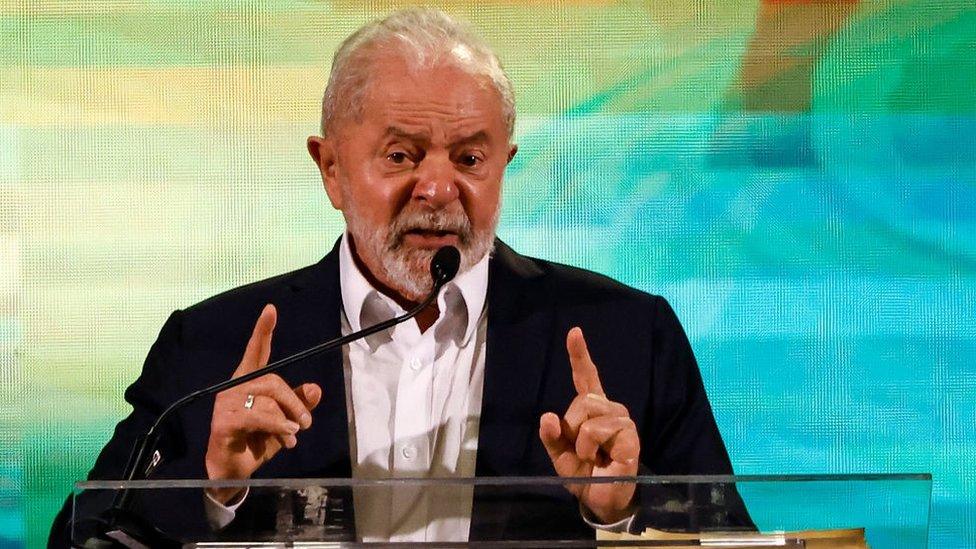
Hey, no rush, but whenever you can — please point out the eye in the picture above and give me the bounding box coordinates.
[388,151,408,164]
[459,154,482,167]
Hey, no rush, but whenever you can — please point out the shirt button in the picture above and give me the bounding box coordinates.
[409,357,422,371]
[401,445,417,461]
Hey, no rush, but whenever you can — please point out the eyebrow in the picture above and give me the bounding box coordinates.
[383,127,491,147]
[454,130,490,147]
[384,127,428,143]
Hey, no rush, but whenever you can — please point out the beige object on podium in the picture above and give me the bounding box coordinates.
[598,527,868,548]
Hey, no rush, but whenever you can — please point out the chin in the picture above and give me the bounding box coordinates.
[380,252,435,301]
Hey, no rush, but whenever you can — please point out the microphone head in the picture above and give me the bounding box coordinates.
[430,246,461,285]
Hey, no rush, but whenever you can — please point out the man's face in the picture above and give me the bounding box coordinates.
[310,55,517,301]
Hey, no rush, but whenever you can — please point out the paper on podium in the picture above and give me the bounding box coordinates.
[597,527,868,548]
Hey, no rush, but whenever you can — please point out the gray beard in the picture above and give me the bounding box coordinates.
[345,205,499,301]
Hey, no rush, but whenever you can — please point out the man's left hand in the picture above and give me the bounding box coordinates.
[539,327,640,525]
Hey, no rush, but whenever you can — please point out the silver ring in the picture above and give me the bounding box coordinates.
[243,394,255,410]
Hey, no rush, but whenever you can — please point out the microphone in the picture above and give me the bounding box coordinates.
[96,246,462,544]
[431,244,461,285]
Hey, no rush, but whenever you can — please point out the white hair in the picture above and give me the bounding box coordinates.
[320,8,516,137]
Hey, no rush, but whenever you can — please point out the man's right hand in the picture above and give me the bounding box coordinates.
[204,303,322,504]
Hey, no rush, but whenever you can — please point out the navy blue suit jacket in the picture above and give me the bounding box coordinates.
[51,240,746,545]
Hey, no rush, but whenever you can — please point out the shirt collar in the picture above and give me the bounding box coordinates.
[338,233,489,345]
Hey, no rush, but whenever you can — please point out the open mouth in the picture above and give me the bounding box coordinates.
[405,228,456,238]
[400,228,462,248]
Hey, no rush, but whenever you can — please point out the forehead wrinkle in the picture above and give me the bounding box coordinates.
[385,97,485,117]
[383,110,494,145]
[383,97,492,130]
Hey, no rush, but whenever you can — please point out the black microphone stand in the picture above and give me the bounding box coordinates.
[88,246,461,547]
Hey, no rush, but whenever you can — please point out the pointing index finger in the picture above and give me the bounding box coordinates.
[234,303,277,378]
[567,327,604,396]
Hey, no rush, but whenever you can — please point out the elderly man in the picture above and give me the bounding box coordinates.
[52,8,744,545]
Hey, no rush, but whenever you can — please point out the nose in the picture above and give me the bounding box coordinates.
[412,154,459,208]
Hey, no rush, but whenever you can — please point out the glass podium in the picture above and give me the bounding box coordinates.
[71,474,931,548]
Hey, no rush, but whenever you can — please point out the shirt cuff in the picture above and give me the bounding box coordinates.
[203,487,249,531]
[579,502,637,534]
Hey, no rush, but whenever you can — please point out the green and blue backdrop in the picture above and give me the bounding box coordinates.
[1,1,973,547]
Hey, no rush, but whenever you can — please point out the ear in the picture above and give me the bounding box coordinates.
[307,135,343,210]
[506,143,518,165]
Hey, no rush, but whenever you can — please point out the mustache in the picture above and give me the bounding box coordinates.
[389,208,473,244]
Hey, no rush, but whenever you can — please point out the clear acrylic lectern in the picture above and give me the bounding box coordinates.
[71,474,931,548]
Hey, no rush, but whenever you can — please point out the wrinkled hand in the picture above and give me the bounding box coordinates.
[539,327,640,524]
[204,304,322,503]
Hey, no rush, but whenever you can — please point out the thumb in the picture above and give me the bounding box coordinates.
[539,412,572,466]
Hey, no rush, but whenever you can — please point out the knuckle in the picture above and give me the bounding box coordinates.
[267,373,285,385]
[255,415,278,432]
[269,375,292,393]
[285,390,304,405]
[241,378,264,393]
[277,395,301,413]
[576,440,594,458]
[258,400,283,417]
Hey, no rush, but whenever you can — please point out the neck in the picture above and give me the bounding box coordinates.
[348,237,440,333]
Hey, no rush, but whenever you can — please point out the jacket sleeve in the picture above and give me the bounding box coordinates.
[633,296,755,532]
[644,296,734,475]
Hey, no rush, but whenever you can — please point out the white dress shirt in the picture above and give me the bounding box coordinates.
[338,234,488,542]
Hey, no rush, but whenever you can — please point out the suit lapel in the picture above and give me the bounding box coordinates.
[276,239,351,477]
[476,241,554,476]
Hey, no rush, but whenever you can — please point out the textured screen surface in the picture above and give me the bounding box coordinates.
[1,1,974,547]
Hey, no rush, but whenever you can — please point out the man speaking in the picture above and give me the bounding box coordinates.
[51,8,743,545]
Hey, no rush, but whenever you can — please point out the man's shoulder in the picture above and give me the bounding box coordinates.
[495,243,662,309]
[540,258,657,300]
[179,256,335,325]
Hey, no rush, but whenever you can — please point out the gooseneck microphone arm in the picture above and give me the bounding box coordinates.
[109,245,462,518]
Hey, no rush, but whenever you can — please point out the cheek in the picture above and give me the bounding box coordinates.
[342,163,409,218]
[461,177,503,227]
